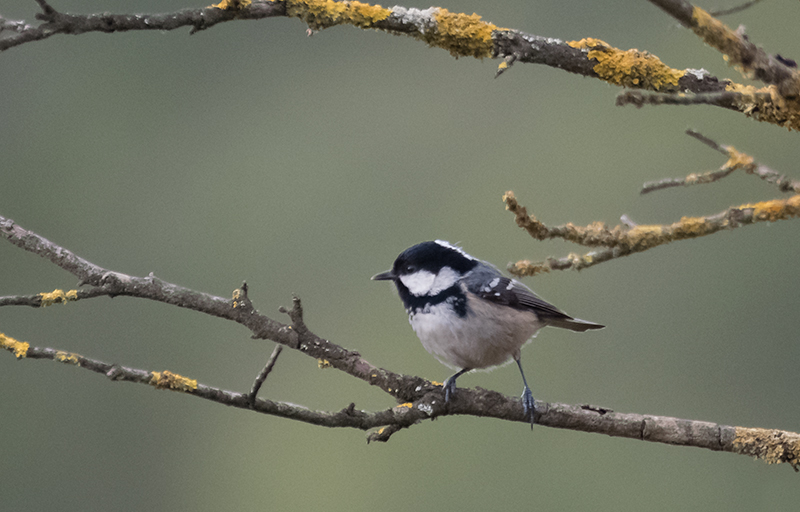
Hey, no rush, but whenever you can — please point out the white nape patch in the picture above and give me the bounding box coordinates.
[481,277,500,293]
[434,240,476,260]
[430,266,460,295]
[399,270,436,296]
[506,281,515,290]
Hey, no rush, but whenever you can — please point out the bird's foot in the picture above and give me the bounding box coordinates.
[522,386,536,429]
[443,376,458,404]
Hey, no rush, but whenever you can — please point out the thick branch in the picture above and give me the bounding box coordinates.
[2,215,799,464]
[3,1,781,120]
[6,0,798,128]
[648,0,799,97]
[2,331,798,465]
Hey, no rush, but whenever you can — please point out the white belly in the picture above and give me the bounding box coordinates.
[409,294,543,370]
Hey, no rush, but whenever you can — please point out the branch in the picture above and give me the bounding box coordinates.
[1,214,799,465]
[648,0,798,96]
[641,130,800,194]
[504,133,800,275]
[7,1,797,126]
[636,0,800,130]
[2,331,798,465]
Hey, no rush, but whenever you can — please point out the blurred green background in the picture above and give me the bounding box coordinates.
[2,0,799,510]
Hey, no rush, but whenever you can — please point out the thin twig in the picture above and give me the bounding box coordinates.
[504,189,800,275]
[616,90,766,110]
[247,344,283,405]
[708,0,763,18]
[641,130,800,194]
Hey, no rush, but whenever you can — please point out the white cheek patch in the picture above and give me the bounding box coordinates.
[400,270,436,296]
[430,266,460,295]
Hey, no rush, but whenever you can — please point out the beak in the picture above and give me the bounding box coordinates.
[371,270,395,281]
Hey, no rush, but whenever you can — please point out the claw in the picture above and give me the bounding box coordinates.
[521,385,536,429]
[443,377,458,403]
[442,368,471,406]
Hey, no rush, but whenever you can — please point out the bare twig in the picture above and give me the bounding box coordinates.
[642,130,800,194]
[616,90,766,112]
[708,0,764,17]
[247,344,284,405]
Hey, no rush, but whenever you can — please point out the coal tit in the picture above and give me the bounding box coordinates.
[372,240,604,426]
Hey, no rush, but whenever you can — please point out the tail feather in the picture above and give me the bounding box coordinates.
[547,317,605,332]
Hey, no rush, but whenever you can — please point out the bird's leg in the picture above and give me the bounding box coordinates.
[442,368,471,404]
[516,358,536,429]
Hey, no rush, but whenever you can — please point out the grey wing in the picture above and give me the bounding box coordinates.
[462,265,605,332]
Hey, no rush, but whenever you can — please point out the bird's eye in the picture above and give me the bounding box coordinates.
[404,265,416,274]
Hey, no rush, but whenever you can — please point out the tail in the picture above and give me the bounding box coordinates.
[547,317,605,332]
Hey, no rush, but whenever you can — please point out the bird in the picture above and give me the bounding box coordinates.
[372,240,604,426]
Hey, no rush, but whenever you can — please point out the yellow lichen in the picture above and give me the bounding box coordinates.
[396,403,413,409]
[743,195,800,222]
[232,288,243,308]
[210,0,251,10]
[724,82,800,131]
[55,351,81,365]
[317,358,332,369]
[429,8,497,58]
[0,332,29,359]
[623,224,665,250]
[150,370,198,392]
[285,0,391,30]
[674,216,713,238]
[39,289,78,307]
[568,38,682,91]
[691,7,743,68]
[733,427,800,468]
[724,147,755,171]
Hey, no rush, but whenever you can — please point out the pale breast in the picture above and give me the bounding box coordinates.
[408,293,543,370]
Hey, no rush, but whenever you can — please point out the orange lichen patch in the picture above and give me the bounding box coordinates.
[690,7,743,66]
[150,370,198,392]
[232,287,244,308]
[723,146,755,172]
[742,195,800,222]
[568,38,682,90]
[0,332,29,359]
[39,289,78,307]
[210,0,252,10]
[428,8,497,58]
[733,427,800,469]
[55,351,81,365]
[622,224,666,250]
[725,83,800,131]
[508,260,550,276]
[286,0,392,30]
[396,403,413,409]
